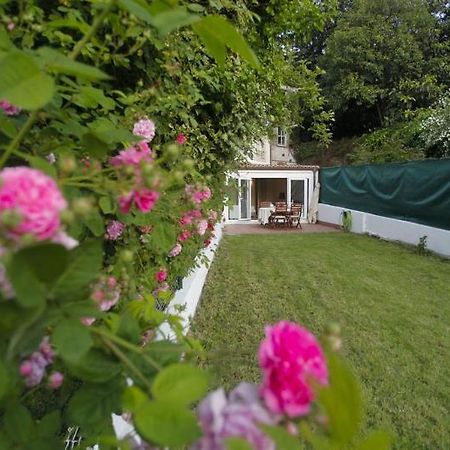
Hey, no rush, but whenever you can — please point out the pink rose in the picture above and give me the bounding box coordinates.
[110,141,153,167]
[48,371,64,389]
[259,321,328,417]
[0,167,67,241]
[156,269,168,283]
[133,118,156,142]
[106,220,125,240]
[178,230,191,242]
[169,243,182,257]
[197,219,208,236]
[176,133,186,145]
[118,189,159,214]
[0,99,20,116]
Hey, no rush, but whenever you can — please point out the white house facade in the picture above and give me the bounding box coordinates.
[224,129,319,223]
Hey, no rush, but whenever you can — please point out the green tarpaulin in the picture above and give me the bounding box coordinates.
[320,158,450,231]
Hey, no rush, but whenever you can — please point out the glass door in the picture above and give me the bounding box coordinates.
[289,179,307,218]
[239,178,251,220]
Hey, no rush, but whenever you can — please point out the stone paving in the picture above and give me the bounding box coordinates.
[223,222,341,235]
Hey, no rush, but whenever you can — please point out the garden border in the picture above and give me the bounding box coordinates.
[318,203,450,257]
[111,222,224,443]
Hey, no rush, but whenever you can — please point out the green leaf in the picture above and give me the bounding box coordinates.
[226,437,253,450]
[118,0,154,24]
[317,354,363,445]
[193,24,226,67]
[81,132,110,158]
[151,222,177,253]
[28,156,57,179]
[75,86,115,110]
[0,360,8,401]
[67,349,121,383]
[3,404,34,444]
[13,243,69,286]
[0,113,17,138]
[152,363,209,405]
[0,51,55,109]
[0,26,12,50]
[68,379,124,433]
[152,7,201,37]
[37,47,110,80]
[37,411,61,438]
[193,16,260,70]
[99,196,115,214]
[6,252,46,308]
[117,312,141,344]
[83,210,105,237]
[51,239,102,301]
[52,319,93,363]
[134,399,201,447]
[260,425,302,450]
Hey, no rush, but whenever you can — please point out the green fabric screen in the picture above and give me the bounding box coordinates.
[320,158,450,231]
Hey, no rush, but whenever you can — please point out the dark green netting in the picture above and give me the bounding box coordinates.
[320,158,450,231]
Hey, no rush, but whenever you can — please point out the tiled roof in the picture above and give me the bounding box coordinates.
[240,163,319,170]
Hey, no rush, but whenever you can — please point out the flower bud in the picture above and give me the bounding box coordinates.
[121,250,134,262]
[48,371,64,389]
[0,209,22,228]
[72,197,93,216]
[182,158,195,170]
[166,144,179,159]
[58,155,77,174]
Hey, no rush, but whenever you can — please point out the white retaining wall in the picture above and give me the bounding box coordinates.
[318,203,450,258]
[112,222,224,444]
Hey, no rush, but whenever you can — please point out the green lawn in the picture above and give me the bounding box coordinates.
[191,233,450,450]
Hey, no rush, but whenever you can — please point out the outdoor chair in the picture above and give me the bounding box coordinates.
[270,202,288,227]
[260,201,272,208]
[289,204,303,228]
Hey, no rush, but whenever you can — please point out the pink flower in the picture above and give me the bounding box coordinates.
[110,141,153,167]
[7,22,15,31]
[51,231,79,249]
[48,371,64,389]
[133,118,156,142]
[106,220,125,240]
[259,321,328,417]
[190,209,202,219]
[191,383,276,450]
[91,282,120,312]
[156,269,168,283]
[0,100,20,116]
[178,230,191,242]
[202,187,212,201]
[176,134,186,145]
[169,243,182,257]
[118,189,159,214]
[197,219,208,236]
[0,167,67,241]
[192,191,204,204]
[19,337,55,388]
[185,185,211,204]
[80,317,96,327]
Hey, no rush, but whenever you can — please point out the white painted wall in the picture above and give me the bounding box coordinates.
[318,203,450,257]
[112,222,224,443]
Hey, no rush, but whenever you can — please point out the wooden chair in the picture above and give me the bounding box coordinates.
[270,202,288,227]
[289,204,303,228]
[260,201,272,208]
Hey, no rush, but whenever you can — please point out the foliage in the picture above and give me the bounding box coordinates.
[193,233,450,449]
[320,0,446,135]
[418,92,450,157]
[0,0,366,449]
[341,210,352,232]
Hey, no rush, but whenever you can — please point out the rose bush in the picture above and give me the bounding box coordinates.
[0,0,388,449]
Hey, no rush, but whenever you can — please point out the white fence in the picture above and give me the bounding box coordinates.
[318,203,450,258]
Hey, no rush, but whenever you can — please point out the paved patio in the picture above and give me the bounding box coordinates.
[224,222,341,235]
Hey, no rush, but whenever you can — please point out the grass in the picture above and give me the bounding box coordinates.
[191,233,450,450]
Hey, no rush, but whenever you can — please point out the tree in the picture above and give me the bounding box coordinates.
[320,0,444,135]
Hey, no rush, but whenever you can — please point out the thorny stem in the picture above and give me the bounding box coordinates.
[0,0,115,169]
[92,327,163,371]
[101,335,153,393]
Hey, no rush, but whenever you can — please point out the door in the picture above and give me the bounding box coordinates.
[239,178,251,220]
[289,179,307,218]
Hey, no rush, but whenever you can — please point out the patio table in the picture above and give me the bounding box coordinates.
[258,206,274,225]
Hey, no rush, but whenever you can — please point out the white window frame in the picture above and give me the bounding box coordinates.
[277,127,287,146]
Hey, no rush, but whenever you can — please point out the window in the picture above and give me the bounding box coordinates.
[277,127,287,146]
